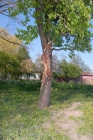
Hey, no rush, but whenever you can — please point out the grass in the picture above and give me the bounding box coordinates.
[0,80,93,139]
[77,101,93,137]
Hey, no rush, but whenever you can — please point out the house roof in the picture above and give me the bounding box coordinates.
[81,72,93,76]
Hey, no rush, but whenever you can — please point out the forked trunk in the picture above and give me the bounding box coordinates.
[38,42,52,109]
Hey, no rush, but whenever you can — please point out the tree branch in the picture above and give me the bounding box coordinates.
[0,35,25,48]
[0,1,16,8]
[52,46,76,51]
[0,12,10,17]
[0,1,17,14]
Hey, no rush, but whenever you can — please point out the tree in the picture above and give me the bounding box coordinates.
[20,59,35,78]
[70,54,92,72]
[52,54,61,74]
[0,28,30,60]
[0,28,30,79]
[9,0,93,109]
[0,0,22,27]
[0,51,20,79]
[0,51,9,79]
[60,59,82,82]
[0,28,23,54]
[35,54,44,80]
[0,1,27,49]
[16,46,30,61]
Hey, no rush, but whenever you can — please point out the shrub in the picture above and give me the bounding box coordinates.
[0,80,41,91]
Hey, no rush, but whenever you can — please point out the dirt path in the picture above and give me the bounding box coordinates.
[51,102,93,140]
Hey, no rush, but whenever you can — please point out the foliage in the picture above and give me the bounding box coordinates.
[0,79,93,94]
[9,0,93,54]
[0,80,41,91]
[0,28,22,54]
[0,51,11,68]
[20,59,35,74]
[0,28,30,61]
[17,46,30,61]
[52,53,92,82]
[52,81,93,91]
[0,51,20,79]
[0,28,33,79]
[60,59,82,81]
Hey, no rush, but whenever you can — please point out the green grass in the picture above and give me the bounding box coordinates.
[77,102,93,137]
[0,80,93,139]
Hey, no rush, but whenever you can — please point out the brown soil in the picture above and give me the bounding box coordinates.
[43,102,93,140]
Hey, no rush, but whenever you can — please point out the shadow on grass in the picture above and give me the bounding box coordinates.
[51,82,93,106]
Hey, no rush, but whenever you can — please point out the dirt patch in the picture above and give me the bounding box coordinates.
[50,102,93,140]
[42,122,51,129]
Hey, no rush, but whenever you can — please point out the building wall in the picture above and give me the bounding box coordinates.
[81,75,93,85]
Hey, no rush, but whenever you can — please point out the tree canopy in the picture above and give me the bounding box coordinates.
[9,0,93,55]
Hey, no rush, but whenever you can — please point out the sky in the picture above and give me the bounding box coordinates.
[0,14,93,71]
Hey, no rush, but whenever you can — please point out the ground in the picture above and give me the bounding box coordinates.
[43,102,93,140]
[1,81,93,140]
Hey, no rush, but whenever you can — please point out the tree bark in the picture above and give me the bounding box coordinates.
[38,75,52,109]
[38,42,52,109]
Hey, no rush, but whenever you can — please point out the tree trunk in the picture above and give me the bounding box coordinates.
[35,7,52,109]
[38,42,52,109]
[38,75,52,109]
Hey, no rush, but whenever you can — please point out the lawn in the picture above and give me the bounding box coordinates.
[0,80,93,140]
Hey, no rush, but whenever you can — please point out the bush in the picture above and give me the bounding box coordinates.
[0,80,41,91]
[0,80,93,92]
[52,81,93,91]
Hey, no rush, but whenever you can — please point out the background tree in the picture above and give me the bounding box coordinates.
[0,1,27,49]
[70,54,92,72]
[20,59,35,79]
[0,51,20,79]
[0,28,22,53]
[0,28,30,79]
[0,51,10,79]
[9,0,93,109]
[60,59,82,82]
[35,54,44,80]
[52,54,61,74]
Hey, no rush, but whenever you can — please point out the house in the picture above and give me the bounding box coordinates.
[21,73,40,80]
[80,72,93,85]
